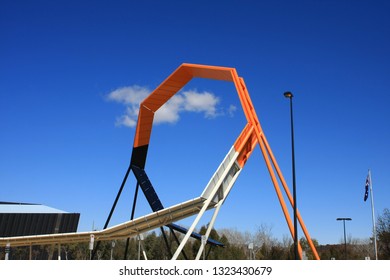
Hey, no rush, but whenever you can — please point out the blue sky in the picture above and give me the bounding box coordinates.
[1,0,389,246]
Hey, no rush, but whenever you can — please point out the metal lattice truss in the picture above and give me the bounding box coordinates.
[0,64,319,260]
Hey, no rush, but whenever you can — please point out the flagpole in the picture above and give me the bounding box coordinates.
[368,169,378,260]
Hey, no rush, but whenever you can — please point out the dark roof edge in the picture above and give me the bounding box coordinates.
[0,201,40,205]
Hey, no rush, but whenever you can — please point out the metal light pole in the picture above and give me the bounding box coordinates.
[284,91,299,260]
[337,217,352,259]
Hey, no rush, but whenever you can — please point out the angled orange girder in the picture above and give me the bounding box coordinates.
[130,63,320,260]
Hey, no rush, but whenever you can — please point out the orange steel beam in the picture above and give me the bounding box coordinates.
[260,133,320,260]
[235,77,319,259]
[131,63,320,259]
[233,75,305,258]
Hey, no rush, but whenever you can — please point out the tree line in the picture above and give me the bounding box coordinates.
[2,208,389,260]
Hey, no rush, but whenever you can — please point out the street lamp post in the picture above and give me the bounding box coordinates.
[336,217,352,259]
[284,91,299,260]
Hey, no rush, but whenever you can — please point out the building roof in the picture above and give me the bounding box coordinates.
[0,202,80,238]
[0,202,68,214]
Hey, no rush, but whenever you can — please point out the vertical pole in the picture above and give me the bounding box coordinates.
[201,235,207,260]
[110,241,115,260]
[284,92,298,260]
[368,169,378,260]
[248,243,254,260]
[290,96,299,260]
[137,234,146,260]
[89,234,95,260]
[337,218,351,259]
[343,220,347,259]
[5,242,10,260]
[138,235,141,260]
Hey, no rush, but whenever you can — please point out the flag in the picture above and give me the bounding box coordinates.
[364,174,370,202]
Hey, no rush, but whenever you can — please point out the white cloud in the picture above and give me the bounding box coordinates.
[106,85,234,127]
[227,104,237,117]
[182,90,219,118]
[154,94,183,124]
[106,85,149,127]
[106,85,150,105]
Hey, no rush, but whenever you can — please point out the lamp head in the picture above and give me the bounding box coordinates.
[284,91,293,98]
[337,218,352,221]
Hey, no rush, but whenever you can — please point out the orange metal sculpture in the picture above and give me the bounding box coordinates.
[0,63,320,260]
[130,63,320,260]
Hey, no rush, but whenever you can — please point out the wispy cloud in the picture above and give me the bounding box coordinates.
[106,86,149,127]
[106,85,235,127]
[227,104,237,117]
